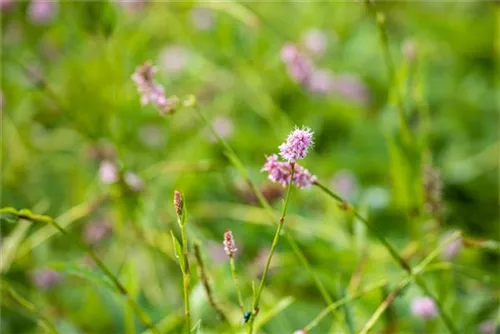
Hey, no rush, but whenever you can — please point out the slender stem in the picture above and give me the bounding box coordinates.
[247,166,295,334]
[0,208,159,334]
[359,232,461,334]
[364,0,411,142]
[179,218,191,333]
[229,257,245,314]
[193,244,230,324]
[313,183,459,333]
[192,106,335,314]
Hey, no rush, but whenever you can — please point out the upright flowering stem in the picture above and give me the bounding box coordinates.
[247,165,295,334]
[192,105,335,323]
[224,230,245,314]
[174,191,191,333]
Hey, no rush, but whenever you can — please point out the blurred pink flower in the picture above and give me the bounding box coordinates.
[301,28,328,56]
[132,61,178,114]
[331,170,358,200]
[190,6,215,31]
[160,45,190,74]
[206,116,234,142]
[411,297,437,320]
[99,160,119,184]
[31,269,62,289]
[114,0,147,13]
[293,330,307,334]
[28,0,57,25]
[0,0,14,12]
[308,69,335,95]
[440,230,463,261]
[124,171,144,192]
[332,74,370,105]
[279,126,314,162]
[83,220,112,246]
[280,43,314,85]
[480,320,496,334]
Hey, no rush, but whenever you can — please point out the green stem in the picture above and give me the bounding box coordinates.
[230,257,245,314]
[247,166,295,334]
[359,232,461,334]
[179,219,191,333]
[1,208,159,334]
[364,0,411,142]
[313,183,459,334]
[192,106,335,314]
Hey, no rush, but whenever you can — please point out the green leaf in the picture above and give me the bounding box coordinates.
[170,230,185,272]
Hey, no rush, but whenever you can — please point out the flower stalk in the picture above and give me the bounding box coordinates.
[174,191,191,333]
[247,164,295,333]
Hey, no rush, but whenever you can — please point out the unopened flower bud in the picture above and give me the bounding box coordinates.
[174,190,183,217]
[223,229,237,257]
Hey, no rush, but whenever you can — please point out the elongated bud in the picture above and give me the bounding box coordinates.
[173,190,183,217]
[223,229,237,258]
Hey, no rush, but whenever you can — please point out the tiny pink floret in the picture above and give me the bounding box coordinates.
[279,127,314,163]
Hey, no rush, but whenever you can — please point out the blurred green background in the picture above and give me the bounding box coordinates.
[1,1,499,333]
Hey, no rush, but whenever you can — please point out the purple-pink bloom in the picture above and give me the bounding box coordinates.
[440,230,463,261]
[28,0,57,25]
[332,74,370,105]
[301,28,328,57]
[83,220,112,246]
[279,126,314,162]
[223,229,238,257]
[280,43,314,85]
[480,320,496,334]
[331,170,358,200]
[308,69,335,95]
[0,0,15,12]
[99,160,119,184]
[262,155,316,189]
[132,61,178,115]
[190,6,215,31]
[411,297,437,320]
[124,171,144,192]
[31,269,62,289]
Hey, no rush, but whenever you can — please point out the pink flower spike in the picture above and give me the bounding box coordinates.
[279,126,314,163]
[262,155,316,189]
[223,229,237,257]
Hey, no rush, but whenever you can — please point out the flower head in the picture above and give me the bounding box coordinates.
[124,172,144,192]
[262,155,316,189]
[411,297,437,320]
[223,229,237,257]
[28,0,57,25]
[173,190,183,217]
[280,43,314,85]
[83,220,112,246]
[31,269,62,289]
[279,126,314,162]
[99,160,119,184]
[440,231,463,261]
[132,61,178,115]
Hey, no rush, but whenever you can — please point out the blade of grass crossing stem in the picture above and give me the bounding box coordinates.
[359,232,462,334]
[192,107,336,312]
[313,183,459,333]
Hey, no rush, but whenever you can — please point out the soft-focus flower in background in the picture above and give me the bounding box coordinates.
[124,171,144,192]
[440,230,463,260]
[99,160,119,184]
[83,220,112,246]
[0,0,14,12]
[280,43,314,85]
[114,0,147,13]
[159,45,191,74]
[331,169,359,200]
[279,126,314,163]
[28,0,57,25]
[480,320,497,334]
[206,116,234,142]
[332,74,371,105]
[132,61,179,115]
[293,330,308,334]
[402,39,417,63]
[31,268,62,289]
[308,69,335,95]
[301,28,328,57]
[190,6,215,31]
[411,297,437,319]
